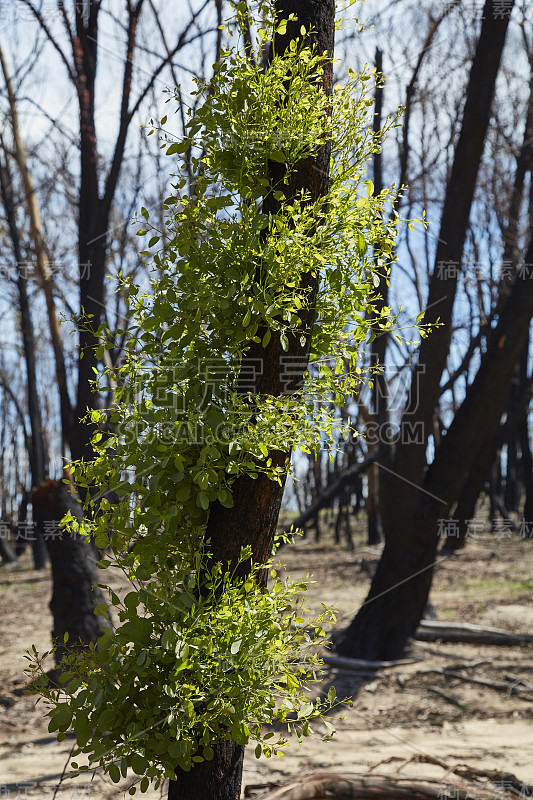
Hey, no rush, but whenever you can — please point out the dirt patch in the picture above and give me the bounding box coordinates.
[1,531,532,798]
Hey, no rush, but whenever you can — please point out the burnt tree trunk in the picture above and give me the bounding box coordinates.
[520,414,533,527]
[518,341,533,526]
[337,0,515,659]
[366,463,382,545]
[442,437,496,551]
[338,251,533,657]
[32,479,110,663]
[0,148,48,570]
[443,348,531,551]
[503,355,523,514]
[365,47,385,547]
[168,2,335,797]
[0,530,17,565]
[167,740,244,800]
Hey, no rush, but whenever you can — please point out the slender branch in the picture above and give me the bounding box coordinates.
[127,23,213,120]
[102,0,211,215]
[101,0,145,217]
[18,0,75,83]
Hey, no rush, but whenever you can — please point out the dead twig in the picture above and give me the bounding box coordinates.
[427,668,533,697]
[427,686,466,708]
[504,672,533,691]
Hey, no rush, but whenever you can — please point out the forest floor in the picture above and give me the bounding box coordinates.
[1,511,533,799]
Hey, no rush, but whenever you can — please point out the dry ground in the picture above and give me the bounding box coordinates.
[1,517,532,798]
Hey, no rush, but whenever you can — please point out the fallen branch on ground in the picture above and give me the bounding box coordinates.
[415,620,533,647]
[406,758,533,796]
[427,668,533,697]
[332,669,384,679]
[504,672,533,691]
[451,658,493,669]
[322,653,419,671]
[256,771,522,799]
[427,686,466,708]
[452,766,533,796]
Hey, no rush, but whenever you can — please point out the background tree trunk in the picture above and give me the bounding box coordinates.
[32,479,110,664]
[336,0,515,660]
[0,143,48,570]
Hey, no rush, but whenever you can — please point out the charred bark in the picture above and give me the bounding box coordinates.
[0,528,17,565]
[520,412,533,526]
[167,740,244,800]
[337,0,515,660]
[204,0,335,576]
[339,226,533,658]
[169,2,335,796]
[32,479,110,663]
[0,143,48,570]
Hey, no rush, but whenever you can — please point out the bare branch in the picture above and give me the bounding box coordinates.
[18,0,75,83]
[102,0,212,215]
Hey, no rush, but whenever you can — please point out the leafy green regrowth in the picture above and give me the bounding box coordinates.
[28,550,337,791]
[27,10,409,793]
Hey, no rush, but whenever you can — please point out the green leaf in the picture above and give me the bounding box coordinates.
[231,722,250,745]
[94,603,108,618]
[175,484,191,502]
[161,630,176,651]
[230,638,242,655]
[299,701,314,717]
[97,630,114,651]
[180,592,195,609]
[166,140,189,155]
[217,489,234,508]
[197,492,210,510]
[132,753,148,775]
[124,592,139,610]
[136,650,147,667]
[53,705,73,730]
